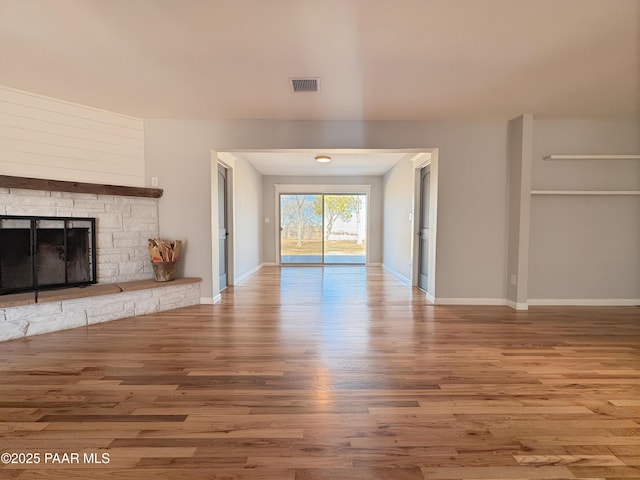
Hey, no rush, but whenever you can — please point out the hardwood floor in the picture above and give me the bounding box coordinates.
[0,266,638,479]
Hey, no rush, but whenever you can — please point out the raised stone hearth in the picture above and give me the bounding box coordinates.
[0,278,201,342]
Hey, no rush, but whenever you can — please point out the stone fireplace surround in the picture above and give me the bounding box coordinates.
[0,176,201,341]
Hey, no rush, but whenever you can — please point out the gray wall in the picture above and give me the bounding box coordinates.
[145,117,639,304]
[144,120,217,291]
[229,154,263,280]
[528,118,640,300]
[382,156,416,282]
[262,175,383,264]
[380,122,509,300]
[144,119,510,302]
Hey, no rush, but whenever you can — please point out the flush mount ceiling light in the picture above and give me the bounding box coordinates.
[315,155,332,163]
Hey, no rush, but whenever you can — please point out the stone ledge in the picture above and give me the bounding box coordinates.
[37,284,122,304]
[0,292,37,308]
[117,278,201,292]
[0,278,202,308]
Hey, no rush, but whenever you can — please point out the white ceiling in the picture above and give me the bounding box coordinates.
[1,0,638,122]
[231,151,415,176]
[1,1,637,177]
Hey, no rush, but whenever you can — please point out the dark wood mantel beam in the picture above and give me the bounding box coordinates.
[0,175,163,198]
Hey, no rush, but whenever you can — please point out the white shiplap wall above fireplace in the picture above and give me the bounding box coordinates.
[0,85,145,187]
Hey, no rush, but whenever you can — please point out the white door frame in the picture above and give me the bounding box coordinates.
[217,163,230,290]
[209,151,235,303]
[411,150,439,302]
[207,147,438,303]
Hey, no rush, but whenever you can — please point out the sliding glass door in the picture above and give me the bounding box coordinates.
[280,193,367,264]
[280,194,323,263]
[322,194,366,263]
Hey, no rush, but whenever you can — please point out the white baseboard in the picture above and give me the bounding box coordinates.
[528,298,640,307]
[426,292,435,304]
[435,298,508,306]
[201,294,222,304]
[234,263,265,285]
[506,299,529,311]
[381,264,411,285]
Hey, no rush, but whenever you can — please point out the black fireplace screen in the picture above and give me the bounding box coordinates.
[0,215,97,295]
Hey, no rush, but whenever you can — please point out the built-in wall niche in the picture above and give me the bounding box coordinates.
[0,215,96,295]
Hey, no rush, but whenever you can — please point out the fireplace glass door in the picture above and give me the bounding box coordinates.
[0,216,96,294]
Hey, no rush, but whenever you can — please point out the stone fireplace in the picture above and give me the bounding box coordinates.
[0,187,159,284]
[0,176,201,342]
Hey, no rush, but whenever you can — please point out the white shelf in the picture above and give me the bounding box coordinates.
[531,190,640,196]
[543,154,640,161]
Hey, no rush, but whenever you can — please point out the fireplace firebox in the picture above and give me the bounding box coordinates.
[0,215,97,295]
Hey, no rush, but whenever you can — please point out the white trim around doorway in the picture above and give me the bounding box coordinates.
[411,149,439,302]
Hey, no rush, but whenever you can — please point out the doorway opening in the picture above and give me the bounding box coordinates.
[280,193,367,264]
[417,165,430,292]
[410,150,438,302]
[217,163,229,290]
[209,148,437,304]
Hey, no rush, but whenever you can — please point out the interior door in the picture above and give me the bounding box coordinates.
[218,164,228,289]
[418,166,430,292]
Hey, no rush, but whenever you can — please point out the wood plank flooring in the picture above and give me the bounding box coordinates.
[0,266,638,479]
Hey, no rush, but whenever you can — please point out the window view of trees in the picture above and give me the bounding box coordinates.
[281,195,320,247]
[280,194,366,264]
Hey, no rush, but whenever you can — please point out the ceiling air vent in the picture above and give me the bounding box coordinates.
[290,77,320,93]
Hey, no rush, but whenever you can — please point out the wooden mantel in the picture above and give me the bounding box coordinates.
[0,175,163,198]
